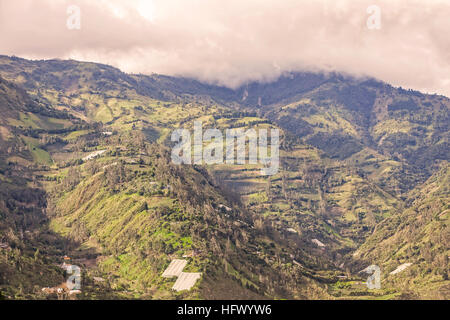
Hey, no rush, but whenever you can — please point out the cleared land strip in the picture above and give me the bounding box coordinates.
[162,259,188,278]
[390,263,412,275]
[172,272,202,292]
[82,150,106,161]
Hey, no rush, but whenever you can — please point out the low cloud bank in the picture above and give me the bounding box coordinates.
[1,0,450,96]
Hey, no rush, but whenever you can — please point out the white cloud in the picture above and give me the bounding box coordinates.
[1,0,450,96]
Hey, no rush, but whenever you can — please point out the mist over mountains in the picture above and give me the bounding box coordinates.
[2,0,450,97]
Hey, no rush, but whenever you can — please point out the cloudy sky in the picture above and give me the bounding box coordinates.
[1,0,450,96]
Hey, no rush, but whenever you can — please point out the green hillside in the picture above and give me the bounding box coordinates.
[0,55,448,300]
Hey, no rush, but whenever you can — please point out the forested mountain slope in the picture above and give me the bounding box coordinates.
[353,163,449,299]
[0,55,448,299]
